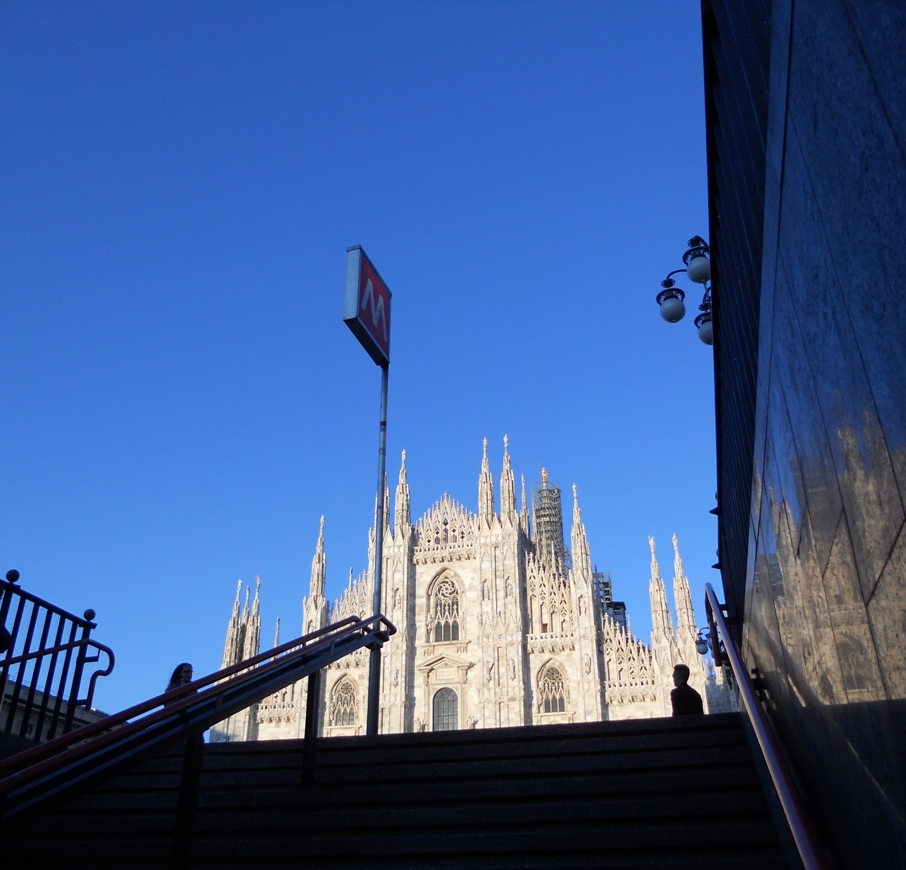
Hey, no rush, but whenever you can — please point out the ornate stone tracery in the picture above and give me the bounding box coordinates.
[329,678,358,727]
[330,570,371,623]
[427,573,461,643]
[526,551,574,637]
[538,662,567,713]
[414,494,476,559]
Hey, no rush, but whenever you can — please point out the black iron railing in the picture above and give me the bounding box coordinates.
[0,571,114,743]
[704,583,830,870]
[0,613,395,825]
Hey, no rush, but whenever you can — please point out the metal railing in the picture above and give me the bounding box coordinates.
[0,570,115,743]
[0,612,396,824]
[704,583,830,870]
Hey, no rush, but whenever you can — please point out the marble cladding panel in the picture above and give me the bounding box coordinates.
[867,525,906,700]
[820,519,886,703]
[745,485,794,718]
[738,2,906,864]
[844,2,906,150]
[776,132,904,600]
[787,0,906,499]
[770,273,843,574]
[794,512,846,707]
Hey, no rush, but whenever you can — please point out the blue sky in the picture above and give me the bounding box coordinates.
[1,1,716,714]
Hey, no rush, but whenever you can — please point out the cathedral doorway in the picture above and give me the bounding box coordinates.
[432,687,458,731]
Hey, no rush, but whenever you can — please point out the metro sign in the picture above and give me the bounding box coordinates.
[343,245,392,367]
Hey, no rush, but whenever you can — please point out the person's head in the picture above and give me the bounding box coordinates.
[672,664,690,687]
[167,662,194,692]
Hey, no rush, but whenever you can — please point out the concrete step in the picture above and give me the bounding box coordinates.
[0,713,790,869]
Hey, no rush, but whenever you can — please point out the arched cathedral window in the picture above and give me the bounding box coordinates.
[539,665,566,713]
[428,578,460,643]
[329,679,358,727]
[433,687,458,731]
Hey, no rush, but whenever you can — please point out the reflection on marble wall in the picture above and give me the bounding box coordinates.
[737,0,906,866]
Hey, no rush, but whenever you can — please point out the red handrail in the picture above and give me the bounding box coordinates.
[704,583,830,870]
[0,614,373,784]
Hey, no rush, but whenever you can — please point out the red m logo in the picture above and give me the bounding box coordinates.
[360,278,388,344]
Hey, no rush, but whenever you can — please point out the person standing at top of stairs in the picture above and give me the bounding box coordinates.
[671,663,704,716]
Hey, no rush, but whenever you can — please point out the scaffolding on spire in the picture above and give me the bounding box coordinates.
[531,468,570,571]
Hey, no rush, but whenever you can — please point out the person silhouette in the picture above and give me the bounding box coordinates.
[166,662,194,693]
[670,663,704,716]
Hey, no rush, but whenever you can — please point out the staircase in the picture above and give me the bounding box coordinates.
[1,712,789,869]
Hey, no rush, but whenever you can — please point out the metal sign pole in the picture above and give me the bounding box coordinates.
[366,363,389,736]
[343,245,392,737]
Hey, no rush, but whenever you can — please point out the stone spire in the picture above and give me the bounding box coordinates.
[310,516,327,599]
[672,534,698,641]
[303,517,330,635]
[273,617,281,649]
[478,437,495,525]
[648,536,673,639]
[500,435,517,525]
[220,578,245,668]
[383,473,391,530]
[242,576,261,661]
[520,474,529,535]
[394,450,410,532]
[570,484,592,581]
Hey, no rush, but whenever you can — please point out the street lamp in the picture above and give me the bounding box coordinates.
[655,236,713,345]
[694,626,725,659]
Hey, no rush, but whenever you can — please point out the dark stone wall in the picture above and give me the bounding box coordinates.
[703,0,771,635]
[707,0,906,866]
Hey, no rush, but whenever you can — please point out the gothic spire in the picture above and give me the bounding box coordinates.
[672,534,697,637]
[500,435,517,525]
[242,576,261,661]
[570,484,592,580]
[220,578,245,668]
[648,536,672,639]
[383,472,391,530]
[273,617,281,649]
[478,437,495,525]
[520,474,529,535]
[394,449,411,532]
[310,516,327,600]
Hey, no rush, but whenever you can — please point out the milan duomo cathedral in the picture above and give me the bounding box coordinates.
[210,438,733,742]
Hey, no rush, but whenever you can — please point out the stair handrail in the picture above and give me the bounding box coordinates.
[0,613,360,778]
[0,612,395,818]
[704,583,829,870]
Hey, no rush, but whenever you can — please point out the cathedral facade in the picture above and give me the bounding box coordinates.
[210,438,732,742]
